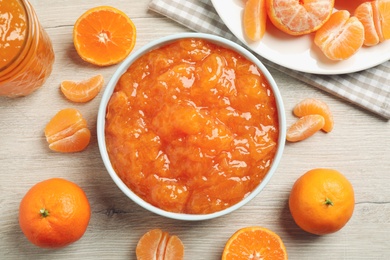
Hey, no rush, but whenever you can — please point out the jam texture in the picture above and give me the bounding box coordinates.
[105,39,279,214]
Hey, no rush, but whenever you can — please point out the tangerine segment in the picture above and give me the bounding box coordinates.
[60,74,104,103]
[314,10,364,60]
[222,226,287,260]
[354,2,381,46]
[136,229,184,260]
[44,108,91,153]
[73,6,136,66]
[289,168,355,235]
[377,0,390,40]
[293,98,334,132]
[266,0,334,35]
[286,114,325,142]
[243,0,267,41]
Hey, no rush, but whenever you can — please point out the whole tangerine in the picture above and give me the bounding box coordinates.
[289,168,355,235]
[19,178,91,248]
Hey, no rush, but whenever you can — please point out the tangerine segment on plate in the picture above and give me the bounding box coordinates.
[377,0,390,40]
[355,1,382,46]
[265,0,335,35]
[293,98,334,132]
[19,178,91,248]
[289,168,355,235]
[314,10,364,60]
[136,229,184,260]
[243,0,267,41]
[222,226,288,260]
[73,6,136,66]
[44,108,91,153]
[286,114,325,142]
[60,74,104,103]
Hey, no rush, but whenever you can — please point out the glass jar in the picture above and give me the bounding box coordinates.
[0,0,55,97]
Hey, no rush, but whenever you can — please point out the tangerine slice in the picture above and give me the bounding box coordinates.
[136,229,184,260]
[44,108,91,153]
[314,10,364,61]
[222,226,288,260]
[265,0,334,35]
[286,114,325,142]
[60,74,104,103]
[243,0,267,41]
[73,6,136,66]
[377,0,390,40]
[293,98,334,132]
[354,2,381,46]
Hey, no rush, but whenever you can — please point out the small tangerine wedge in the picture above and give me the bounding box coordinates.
[73,6,136,66]
[293,98,334,132]
[289,168,355,235]
[19,178,91,248]
[243,0,267,41]
[314,10,364,60]
[44,108,91,153]
[377,0,390,40]
[286,114,325,142]
[222,226,287,260]
[60,74,104,103]
[136,229,184,260]
[265,0,335,35]
[354,1,381,46]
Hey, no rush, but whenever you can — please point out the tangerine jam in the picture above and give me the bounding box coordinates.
[0,0,54,97]
[105,38,279,214]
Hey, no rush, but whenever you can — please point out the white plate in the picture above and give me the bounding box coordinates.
[211,0,390,75]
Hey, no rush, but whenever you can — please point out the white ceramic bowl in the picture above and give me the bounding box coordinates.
[97,33,286,221]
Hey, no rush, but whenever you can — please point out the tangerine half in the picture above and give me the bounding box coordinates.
[73,6,136,66]
[265,0,335,35]
[222,226,288,259]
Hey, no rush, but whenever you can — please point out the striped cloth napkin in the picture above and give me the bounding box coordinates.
[148,0,390,119]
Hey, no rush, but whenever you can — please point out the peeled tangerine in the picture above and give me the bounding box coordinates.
[354,0,390,46]
[44,108,91,153]
[314,10,364,60]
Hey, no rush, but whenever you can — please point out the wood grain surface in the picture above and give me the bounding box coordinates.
[1,1,389,259]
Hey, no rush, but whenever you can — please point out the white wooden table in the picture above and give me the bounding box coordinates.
[1,1,389,259]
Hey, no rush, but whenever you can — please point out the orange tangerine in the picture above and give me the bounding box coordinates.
[286,114,325,142]
[314,10,364,60]
[293,98,334,133]
[243,0,267,41]
[73,6,136,66]
[60,74,104,103]
[265,0,335,35]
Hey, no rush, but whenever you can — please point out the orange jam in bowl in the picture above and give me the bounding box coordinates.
[0,0,54,97]
[98,33,286,220]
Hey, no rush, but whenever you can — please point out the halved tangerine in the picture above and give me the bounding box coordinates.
[314,10,364,60]
[265,0,335,35]
[222,226,287,260]
[60,74,104,103]
[73,6,136,66]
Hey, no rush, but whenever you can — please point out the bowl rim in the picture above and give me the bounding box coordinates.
[97,32,286,221]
